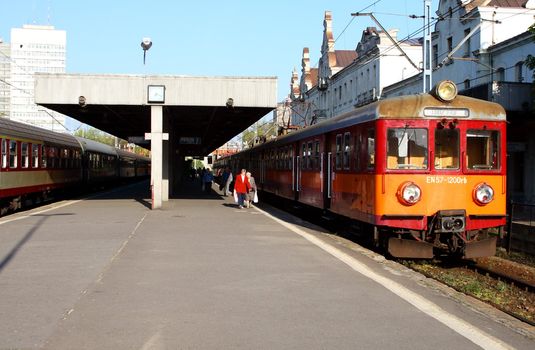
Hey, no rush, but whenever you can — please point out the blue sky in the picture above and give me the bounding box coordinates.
[1,0,432,102]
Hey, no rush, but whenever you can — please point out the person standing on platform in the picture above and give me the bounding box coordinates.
[245,171,257,208]
[233,168,250,209]
[203,168,214,193]
[221,167,233,196]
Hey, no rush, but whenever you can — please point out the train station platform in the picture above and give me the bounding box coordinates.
[0,180,533,349]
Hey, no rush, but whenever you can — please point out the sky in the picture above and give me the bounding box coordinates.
[1,0,432,131]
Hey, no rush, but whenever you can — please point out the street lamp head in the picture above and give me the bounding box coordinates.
[141,37,152,51]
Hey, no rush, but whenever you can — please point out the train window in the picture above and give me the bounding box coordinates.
[21,143,29,168]
[1,139,6,169]
[466,130,499,170]
[434,128,459,170]
[387,128,428,170]
[367,129,375,169]
[307,142,312,169]
[9,140,17,168]
[302,143,306,169]
[354,132,362,171]
[41,146,47,168]
[289,147,293,170]
[49,147,57,168]
[335,134,342,170]
[32,144,39,168]
[343,133,351,170]
[314,141,320,169]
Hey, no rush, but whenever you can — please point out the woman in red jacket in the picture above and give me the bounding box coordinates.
[234,168,250,209]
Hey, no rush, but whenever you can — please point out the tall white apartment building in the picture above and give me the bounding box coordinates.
[0,38,10,118]
[10,25,67,131]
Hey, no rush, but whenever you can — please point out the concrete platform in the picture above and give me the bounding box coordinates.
[0,180,533,349]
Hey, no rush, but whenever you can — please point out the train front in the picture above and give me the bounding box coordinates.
[376,81,507,259]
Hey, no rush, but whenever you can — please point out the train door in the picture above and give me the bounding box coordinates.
[294,142,301,201]
[322,135,333,209]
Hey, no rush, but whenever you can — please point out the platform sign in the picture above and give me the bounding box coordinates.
[128,136,149,144]
[179,137,201,145]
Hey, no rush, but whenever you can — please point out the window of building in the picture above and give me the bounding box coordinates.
[464,79,470,90]
[446,37,453,65]
[432,44,438,69]
[515,61,524,82]
[495,67,505,82]
[463,28,471,57]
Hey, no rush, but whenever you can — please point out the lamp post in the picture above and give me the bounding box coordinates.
[141,37,152,65]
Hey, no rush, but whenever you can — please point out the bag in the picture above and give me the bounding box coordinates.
[253,191,258,203]
[233,189,238,203]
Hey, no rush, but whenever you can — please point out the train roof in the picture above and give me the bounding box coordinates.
[116,149,150,162]
[0,117,80,148]
[245,93,506,152]
[73,136,118,156]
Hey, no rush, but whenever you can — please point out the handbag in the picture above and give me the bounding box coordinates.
[233,189,238,203]
[253,191,258,203]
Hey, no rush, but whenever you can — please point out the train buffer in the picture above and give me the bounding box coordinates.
[0,180,533,349]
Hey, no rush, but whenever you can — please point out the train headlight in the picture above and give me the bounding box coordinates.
[433,80,457,102]
[473,183,494,205]
[397,182,422,206]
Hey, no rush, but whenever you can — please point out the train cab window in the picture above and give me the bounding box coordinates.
[21,143,29,168]
[335,134,342,170]
[343,132,351,170]
[367,129,375,169]
[466,130,499,170]
[32,144,40,168]
[387,128,428,170]
[434,128,459,169]
[9,140,18,168]
[1,139,6,169]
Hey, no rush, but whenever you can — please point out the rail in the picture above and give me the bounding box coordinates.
[506,202,535,256]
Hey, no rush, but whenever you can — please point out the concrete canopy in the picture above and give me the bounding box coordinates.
[34,73,277,155]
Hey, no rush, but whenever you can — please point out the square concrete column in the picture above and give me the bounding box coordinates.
[162,113,170,201]
[150,105,164,209]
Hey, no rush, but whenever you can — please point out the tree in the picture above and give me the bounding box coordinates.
[74,127,115,146]
[241,120,277,148]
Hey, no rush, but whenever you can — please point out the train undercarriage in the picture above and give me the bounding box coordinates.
[383,210,502,259]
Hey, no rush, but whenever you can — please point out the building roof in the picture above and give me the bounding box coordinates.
[487,0,529,7]
[335,50,357,68]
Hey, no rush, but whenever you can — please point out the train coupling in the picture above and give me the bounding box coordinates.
[434,210,465,233]
[463,236,497,259]
[388,238,433,259]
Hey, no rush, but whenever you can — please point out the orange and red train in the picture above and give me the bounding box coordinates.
[215,81,507,259]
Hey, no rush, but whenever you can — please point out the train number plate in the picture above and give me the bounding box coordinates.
[426,176,467,184]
